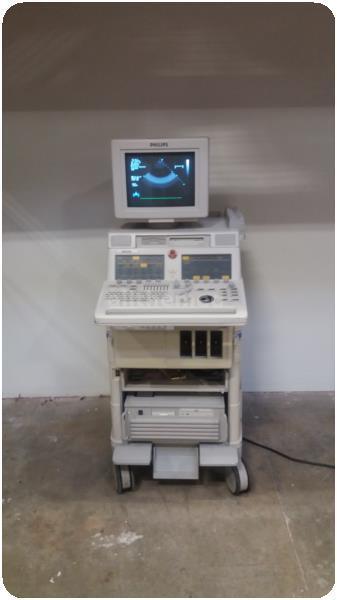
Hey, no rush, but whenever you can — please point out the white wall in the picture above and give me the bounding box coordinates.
[3,108,334,396]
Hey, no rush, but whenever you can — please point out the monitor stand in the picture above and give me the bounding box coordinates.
[119,211,225,231]
[120,220,204,230]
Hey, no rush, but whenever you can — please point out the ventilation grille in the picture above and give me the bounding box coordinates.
[214,233,237,247]
[128,420,220,441]
[109,234,132,248]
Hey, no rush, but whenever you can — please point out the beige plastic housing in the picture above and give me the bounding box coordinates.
[109,327,233,369]
[106,326,242,449]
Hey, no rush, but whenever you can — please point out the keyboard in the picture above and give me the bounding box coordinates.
[100,279,242,313]
[95,278,247,326]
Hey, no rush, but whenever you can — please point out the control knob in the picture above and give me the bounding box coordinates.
[199,295,214,304]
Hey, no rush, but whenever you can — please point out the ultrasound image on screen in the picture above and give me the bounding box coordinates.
[125,152,195,208]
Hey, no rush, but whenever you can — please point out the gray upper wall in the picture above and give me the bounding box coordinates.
[3,3,334,111]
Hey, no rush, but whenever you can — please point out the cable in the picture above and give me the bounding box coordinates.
[243,437,335,469]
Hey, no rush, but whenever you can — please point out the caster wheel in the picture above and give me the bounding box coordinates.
[225,460,249,495]
[113,465,135,494]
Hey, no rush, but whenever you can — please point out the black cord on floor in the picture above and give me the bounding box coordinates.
[243,437,335,469]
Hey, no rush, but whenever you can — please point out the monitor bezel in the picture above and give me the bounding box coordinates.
[112,138,209,221]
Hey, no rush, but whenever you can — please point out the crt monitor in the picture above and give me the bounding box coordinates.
[112,138,209,221]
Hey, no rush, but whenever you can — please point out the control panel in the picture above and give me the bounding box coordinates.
[95,224,247,326]
[101,279,241,313]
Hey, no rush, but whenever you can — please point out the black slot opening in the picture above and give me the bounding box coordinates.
[195,330,207,357]
[210,330,223,357]
[180,330,192,357]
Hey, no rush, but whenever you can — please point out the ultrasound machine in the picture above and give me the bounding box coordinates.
[95,138,249,494]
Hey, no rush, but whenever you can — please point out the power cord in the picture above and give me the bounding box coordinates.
[243,437,335,469]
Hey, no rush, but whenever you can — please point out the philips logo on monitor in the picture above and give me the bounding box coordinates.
[150,142,168,147]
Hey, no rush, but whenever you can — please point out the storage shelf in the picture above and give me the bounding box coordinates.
[122,383,227,393]
[121,368,228,394]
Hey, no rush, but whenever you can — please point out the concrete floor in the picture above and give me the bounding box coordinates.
[3,393,334,598]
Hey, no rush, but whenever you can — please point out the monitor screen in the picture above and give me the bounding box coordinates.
[182,254,232,280]
[115,255,164,280]
[125,152,195,208]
